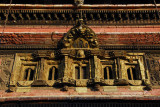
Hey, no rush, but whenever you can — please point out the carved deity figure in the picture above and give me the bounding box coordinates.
[77,50,85,58]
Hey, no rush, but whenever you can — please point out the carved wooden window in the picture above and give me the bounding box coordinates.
[24,68,35,81]
[75,66,87,79]
[127,67,139,80]
[104,66,113,79]
[48,66,58,80]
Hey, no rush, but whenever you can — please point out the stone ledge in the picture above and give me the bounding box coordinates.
[0,95,160,102]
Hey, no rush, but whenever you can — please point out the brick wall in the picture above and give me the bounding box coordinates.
[0,25,160,45]
[0,33,159,45]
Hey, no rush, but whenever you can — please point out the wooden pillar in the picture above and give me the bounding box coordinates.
[93,56,101,80]
[138,57,146,80]
[27,69,31,81]
[38,58,45,80]
[63,56,69,78]
[52,67,55,80]
[117,58,121,79]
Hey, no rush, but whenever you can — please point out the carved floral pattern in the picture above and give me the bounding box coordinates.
[146,54,160,86]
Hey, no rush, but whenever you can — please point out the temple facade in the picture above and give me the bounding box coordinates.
[0,0,160,106]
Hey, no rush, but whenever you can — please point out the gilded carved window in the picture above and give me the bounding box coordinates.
[48,66,58,80]
[8,17,152,91]
[18,62,37,82]
[45,58,60,81]
[23,68,35,81]
[127,67,140,80]
[104,66,113,79]
[75,64,88,79]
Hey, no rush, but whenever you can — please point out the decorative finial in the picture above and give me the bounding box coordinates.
[77,18,84,33]
[77,18,84,26]
[74,0,84,6]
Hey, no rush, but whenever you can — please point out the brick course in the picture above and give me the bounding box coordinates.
[0,87,160,102]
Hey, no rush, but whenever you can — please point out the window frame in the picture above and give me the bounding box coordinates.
[74,64,88,79]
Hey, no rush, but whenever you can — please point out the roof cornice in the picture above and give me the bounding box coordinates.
[0,4,160,9]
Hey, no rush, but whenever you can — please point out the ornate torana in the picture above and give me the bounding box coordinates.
[62,19,98,48]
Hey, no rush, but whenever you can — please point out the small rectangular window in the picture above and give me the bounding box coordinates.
[82,66,87,79]
[75,66,87,79]
[104,66,113,79]
[75,67,80,79]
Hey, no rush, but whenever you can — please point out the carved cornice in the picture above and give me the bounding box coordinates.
[0,4,160,9]
[0,45,159,50]
[0,9,159,25]
[100,45,160,50]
